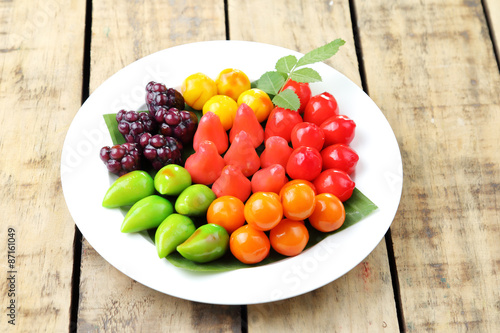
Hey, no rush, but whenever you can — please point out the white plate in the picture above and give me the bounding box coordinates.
[61,40,403,305]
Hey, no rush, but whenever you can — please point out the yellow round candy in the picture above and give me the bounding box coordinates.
[202,95,239,131]
[215,68,251,101]
[237,88,274,123]
[181,73,217,110]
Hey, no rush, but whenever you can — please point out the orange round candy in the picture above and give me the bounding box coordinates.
[216,68,251,101]
[237,88,274,122]
[308,193,345,232]
[230,225,270,264]
[207,196,245,234]
[280,182,316,220]
[244,192,283,231]
[279,179,317,198]
[270,219,309,256]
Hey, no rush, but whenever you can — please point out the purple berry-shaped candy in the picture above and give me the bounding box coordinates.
[139,133,183,170]
[154,107,198,144]
[116,110,157,143]
[100,143,141,176]
[145,81,185,116]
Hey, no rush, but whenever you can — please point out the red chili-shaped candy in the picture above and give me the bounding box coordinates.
[321,144,359,174]
[286,146,322,181]
[320,115,356,146]
[303,92,339,125]
[264,107,303,142]
[313,169,355,202]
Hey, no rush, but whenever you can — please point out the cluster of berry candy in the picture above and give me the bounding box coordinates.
[100,82,198,176]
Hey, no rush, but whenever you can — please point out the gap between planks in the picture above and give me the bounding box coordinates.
[348,0,405,331]
[481,0,500,71]
[70,0,93,331]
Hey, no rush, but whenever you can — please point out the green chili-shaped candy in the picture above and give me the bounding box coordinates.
[175,184,216,216]
[176,224,229,263]
[121,195,173,233]
[102,170,155,208]
[154,164,192,196]
[155,214,196,258]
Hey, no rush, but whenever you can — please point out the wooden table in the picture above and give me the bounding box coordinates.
[2,0,499,331]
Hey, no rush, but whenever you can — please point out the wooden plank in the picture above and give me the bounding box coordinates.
[78,241,241,332]
[484,0,500,64]
[76,1,241,332]
[355,0,500,331]
[229,1,400,331]
[0,0,86,332]
[229,0,361,87]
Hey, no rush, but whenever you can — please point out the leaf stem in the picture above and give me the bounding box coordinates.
[277,63,298,93]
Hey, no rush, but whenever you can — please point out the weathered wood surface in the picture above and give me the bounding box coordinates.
[2,0,500,332]
[77,1,241,332]
[0,0,86,332]
[355,0,500,331]
[229,0,399,331]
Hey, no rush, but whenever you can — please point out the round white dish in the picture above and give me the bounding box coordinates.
[61,40,403,305]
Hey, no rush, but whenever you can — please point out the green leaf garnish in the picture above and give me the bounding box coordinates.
[275,55,298,74]
[296,38,346,67]
[290,67,322,83]
[272,89,301,110]
[257,71,286,95]
[257,38,345,111]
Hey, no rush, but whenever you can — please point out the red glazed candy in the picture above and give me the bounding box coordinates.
[291,122,325,151]
[303,92,339,126]
[224,131,261,177]
[184,140,225,185]
[212,165,252,202]
[229,103,264,148]
[321,144,359,174]
[260,136,293,169]
[251,164,288,194]
[286,146,322,181]
[282,79,311,113]
[320,115,356,146]
[264,107,303,142]
[193,111,229,154]
[313,169,355,202]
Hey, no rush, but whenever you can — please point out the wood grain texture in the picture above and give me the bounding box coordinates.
[229,0,400,331]
[229,0,360,87]
[355,0,500,331]
[483,0,500,64]
[78,242,240,333]
[77,1,241,332]
[0,0,86,332]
